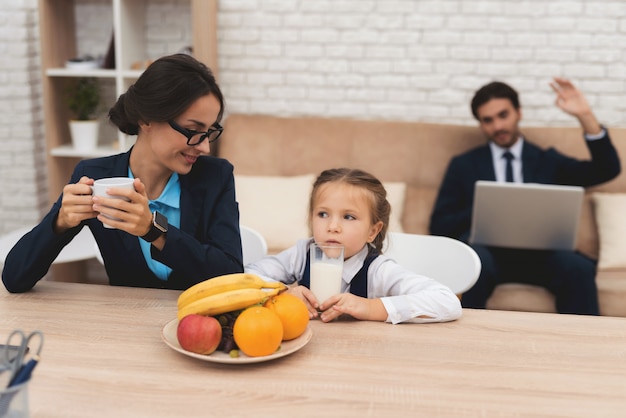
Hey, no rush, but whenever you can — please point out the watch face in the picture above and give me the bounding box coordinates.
[154,211,168,232]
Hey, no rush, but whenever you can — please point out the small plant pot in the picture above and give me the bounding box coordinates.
[69,120,99,151]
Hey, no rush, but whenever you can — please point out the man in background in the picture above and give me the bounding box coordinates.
[429,78,620,314]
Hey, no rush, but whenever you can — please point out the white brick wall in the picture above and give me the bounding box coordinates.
[0,0,47,235]
[217,0,626,127]
[1,0,625,237]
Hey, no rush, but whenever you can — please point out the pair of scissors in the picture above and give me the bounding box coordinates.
[1,329,44,388]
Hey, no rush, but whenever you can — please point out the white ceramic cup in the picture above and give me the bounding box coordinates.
[309,243,344,304]
[91,177,134,229]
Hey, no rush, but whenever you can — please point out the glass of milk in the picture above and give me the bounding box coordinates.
[310,243,344,304]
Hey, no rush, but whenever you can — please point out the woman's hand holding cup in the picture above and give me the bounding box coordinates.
[91,178,153,238]
[56,177,151,236]
[55,176,99,233]
[90,177,137,229]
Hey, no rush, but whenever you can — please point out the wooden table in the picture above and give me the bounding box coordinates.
[1,281,625,417]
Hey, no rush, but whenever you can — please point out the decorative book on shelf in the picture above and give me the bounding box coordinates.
[103,31,115,69]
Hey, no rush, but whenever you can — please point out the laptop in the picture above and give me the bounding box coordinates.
[469,181,584,250]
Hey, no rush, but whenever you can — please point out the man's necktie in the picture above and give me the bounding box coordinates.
[503,151,514,182]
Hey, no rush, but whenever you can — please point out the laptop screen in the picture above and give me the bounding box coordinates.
[469,181,584,250]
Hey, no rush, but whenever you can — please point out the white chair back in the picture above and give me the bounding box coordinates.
[240,224,268,266]
[383,232,481,294]
[95,240,104,265]
[1,226,99,266]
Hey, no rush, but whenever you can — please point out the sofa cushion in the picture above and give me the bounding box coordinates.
[486,283,556,313]
[235,174,315,251]
[596,271,626,316]
[592,192,626,270]
[383,181,406,234]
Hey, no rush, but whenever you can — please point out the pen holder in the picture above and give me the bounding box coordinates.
[0,380,29,418]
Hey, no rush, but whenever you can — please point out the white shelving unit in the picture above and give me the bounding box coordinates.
[48,145,121,159]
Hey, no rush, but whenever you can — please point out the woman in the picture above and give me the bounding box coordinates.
[3,54,242,292]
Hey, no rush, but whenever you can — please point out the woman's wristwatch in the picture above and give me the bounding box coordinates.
[141,211,168,242]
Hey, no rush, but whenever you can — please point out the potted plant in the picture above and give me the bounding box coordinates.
[66,77,101,151]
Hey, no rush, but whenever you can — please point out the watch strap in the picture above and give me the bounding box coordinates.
[141,211,167,242]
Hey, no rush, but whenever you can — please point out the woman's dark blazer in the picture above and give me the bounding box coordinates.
[2,149,243,293]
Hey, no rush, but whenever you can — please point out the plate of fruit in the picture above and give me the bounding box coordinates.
[161,273,313,364]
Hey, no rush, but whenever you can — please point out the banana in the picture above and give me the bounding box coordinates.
[177,273,285,310]
[177,287,281,320]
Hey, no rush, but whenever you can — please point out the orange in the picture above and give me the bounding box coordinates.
[233,306,283,357]
[264,293,310,341]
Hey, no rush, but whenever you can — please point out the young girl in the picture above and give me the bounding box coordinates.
[245,168,462,324]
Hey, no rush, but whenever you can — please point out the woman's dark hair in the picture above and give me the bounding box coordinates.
[108,54,224,135]
[470,81,520,120]
[308,168,390,252]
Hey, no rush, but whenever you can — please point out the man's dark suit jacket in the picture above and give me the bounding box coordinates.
[430,131,621,242]
[2,150,243,293]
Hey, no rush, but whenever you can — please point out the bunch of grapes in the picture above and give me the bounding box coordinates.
[217,311,240,354]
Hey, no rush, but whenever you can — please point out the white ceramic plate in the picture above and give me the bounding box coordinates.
[161,318,313,364]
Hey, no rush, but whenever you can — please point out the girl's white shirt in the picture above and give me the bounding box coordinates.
[245,238,462,324]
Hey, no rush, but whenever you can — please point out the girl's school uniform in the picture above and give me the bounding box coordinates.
[245,238,462,324]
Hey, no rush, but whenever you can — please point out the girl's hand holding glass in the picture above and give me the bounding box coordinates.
[318,293,387,323]
[286,285,320,319]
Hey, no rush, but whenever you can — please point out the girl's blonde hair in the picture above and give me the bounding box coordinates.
[308,168,390,252]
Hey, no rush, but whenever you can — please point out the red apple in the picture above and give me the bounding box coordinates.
[177,314,222,355]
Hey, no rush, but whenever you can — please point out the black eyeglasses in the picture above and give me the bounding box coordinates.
[168,120,223,146]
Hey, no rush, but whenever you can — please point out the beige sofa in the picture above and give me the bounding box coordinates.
[219,114,626,317]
